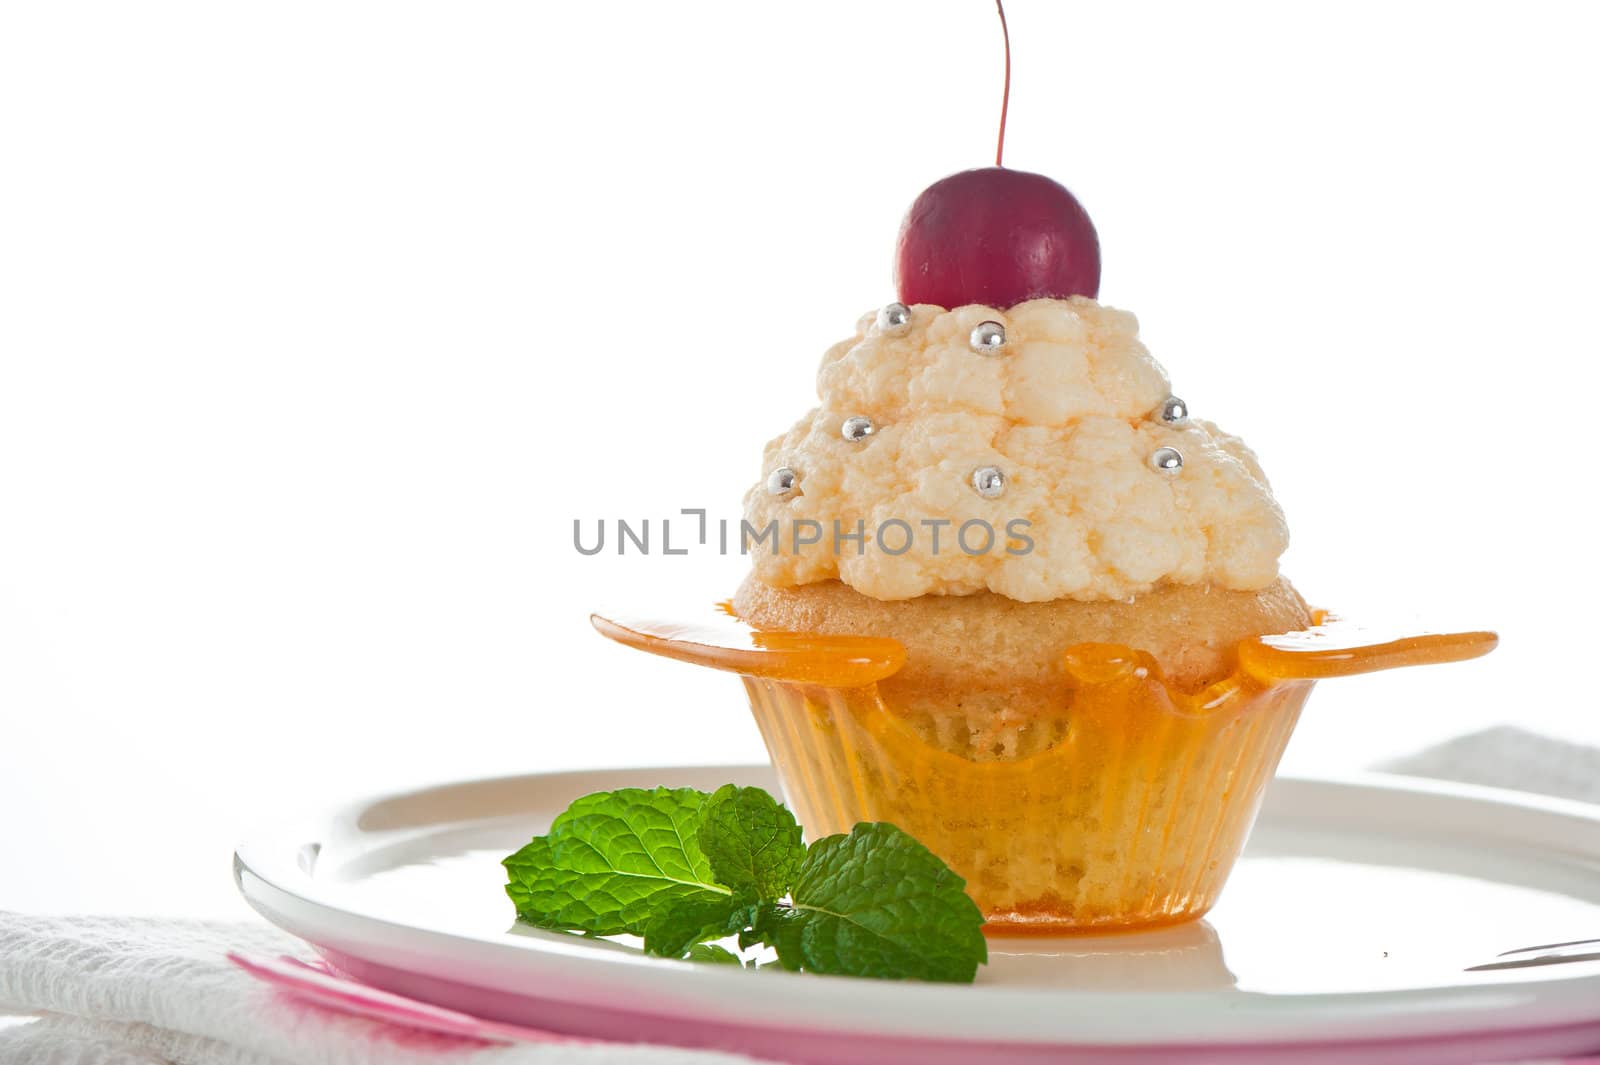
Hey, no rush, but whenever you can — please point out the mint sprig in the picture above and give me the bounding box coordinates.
[502,784,987,983]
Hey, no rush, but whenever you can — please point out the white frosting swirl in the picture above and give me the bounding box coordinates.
[742,297,1288,603]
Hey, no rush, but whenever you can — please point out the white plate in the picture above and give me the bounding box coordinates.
[235,766,1600,1064]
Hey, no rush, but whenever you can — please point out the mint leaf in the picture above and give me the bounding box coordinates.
[685,943,743,965]
[503,787,730,936]
[641,895,752,958]
[697,785,804,900]
[768,822,987,983]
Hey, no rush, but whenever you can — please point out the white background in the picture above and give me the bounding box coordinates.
[2,0,1597,919]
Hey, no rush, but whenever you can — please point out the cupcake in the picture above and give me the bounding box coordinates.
[593,166,1495,932]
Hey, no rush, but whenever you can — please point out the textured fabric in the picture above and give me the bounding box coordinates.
[1380,726,1600,803]
[0,1015,175,1065]
[0,913,763,1064]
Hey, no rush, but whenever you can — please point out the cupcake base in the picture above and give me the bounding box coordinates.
[742,665,1311,933]
[591,606,1495,933]
[732,575,1314,695]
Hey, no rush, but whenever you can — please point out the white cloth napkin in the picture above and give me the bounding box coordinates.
[2,727,1596,1065]
[1377,726,1600,803]
[0,913,764,1065]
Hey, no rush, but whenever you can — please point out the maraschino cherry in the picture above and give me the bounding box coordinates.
[894,1,1101,309]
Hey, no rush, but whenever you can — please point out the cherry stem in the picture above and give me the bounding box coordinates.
[994,0,1011,167]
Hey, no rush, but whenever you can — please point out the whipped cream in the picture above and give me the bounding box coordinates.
[742,298,1288,603]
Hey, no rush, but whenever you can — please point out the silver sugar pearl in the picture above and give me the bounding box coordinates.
[877,302,912,335]
[968,320,1006,355]
[970,465,1006,498]
[1154,395,1190,426]
[1148,447,1184,475]
[841,415,876,442]
[766,466,799,497]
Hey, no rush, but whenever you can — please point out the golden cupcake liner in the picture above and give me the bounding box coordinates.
[592,606,1495,933]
